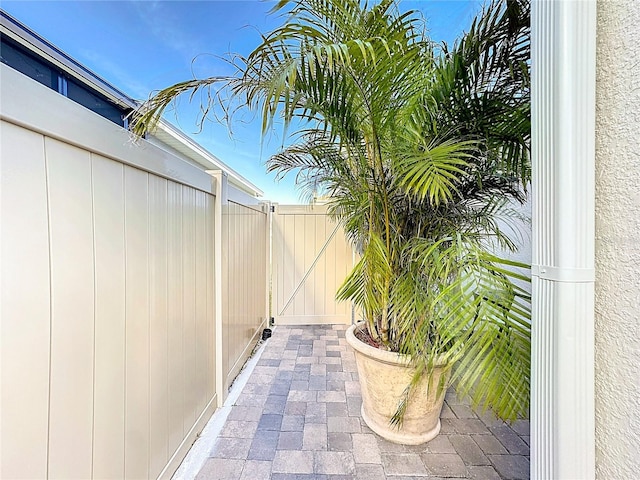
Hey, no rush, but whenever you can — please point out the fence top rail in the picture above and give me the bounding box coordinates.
[273,204,333,215]
[1,64,215,195]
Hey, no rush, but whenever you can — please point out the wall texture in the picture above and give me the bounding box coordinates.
[595,1,640,478]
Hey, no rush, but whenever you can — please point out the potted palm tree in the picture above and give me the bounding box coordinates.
[131,0,531,444]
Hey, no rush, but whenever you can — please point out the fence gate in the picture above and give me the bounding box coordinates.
[272,204,355,325]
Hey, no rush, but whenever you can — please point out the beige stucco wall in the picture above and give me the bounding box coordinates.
[595,1,640,478]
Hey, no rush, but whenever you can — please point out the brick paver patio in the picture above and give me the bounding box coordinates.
[195,325,530,479]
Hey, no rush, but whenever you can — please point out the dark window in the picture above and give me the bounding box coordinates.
[0,35,57,89]
[1,33,130,128]
[67,78,125,126]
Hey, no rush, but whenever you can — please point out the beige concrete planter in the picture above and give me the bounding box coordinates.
[346,323,450,445]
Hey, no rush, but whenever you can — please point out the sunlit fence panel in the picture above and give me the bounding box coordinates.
[0,66,223,480]
[272,204,355,326]
[221,193,270,396]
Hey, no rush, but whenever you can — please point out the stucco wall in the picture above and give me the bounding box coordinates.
[595,1,640,478]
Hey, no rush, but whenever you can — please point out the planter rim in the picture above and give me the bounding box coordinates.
[345,322,449,368]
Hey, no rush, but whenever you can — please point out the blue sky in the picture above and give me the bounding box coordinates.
[2,0,484,203]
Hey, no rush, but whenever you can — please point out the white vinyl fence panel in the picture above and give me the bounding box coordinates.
[222,198,269,393]
[272,204,355,325]
[1,67,217,480]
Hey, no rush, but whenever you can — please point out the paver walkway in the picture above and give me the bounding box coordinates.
[196,325,530,479]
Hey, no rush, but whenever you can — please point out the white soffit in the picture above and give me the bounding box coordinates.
[153,122,264,198]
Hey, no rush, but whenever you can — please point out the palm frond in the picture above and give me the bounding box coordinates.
[129,0,532,424]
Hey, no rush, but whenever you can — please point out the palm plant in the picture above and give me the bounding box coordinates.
[131,0,531,423]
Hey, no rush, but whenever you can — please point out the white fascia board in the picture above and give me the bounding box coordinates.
[153,121,264,198]
[0,10,137,110]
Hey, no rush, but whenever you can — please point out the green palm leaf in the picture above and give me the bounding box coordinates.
[130,0,532,423]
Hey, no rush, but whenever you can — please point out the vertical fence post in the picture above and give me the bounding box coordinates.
[263,201,273,326]
[209,170,228,408]
[270,203,279,323]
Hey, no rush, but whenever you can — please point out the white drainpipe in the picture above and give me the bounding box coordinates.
[531,1,596,478]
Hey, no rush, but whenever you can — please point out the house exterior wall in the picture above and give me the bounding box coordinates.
[595,0,640,478]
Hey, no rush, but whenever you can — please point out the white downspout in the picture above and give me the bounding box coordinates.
[531,1,596,478]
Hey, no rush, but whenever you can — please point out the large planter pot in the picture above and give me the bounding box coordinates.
[346,323,450,445]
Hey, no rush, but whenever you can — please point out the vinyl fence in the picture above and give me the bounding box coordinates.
[272,204,355,326]
[220,182,270,394]
[0,65,268,480]
[0,62,532,480]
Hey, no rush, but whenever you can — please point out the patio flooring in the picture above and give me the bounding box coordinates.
[195,325,530,479]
